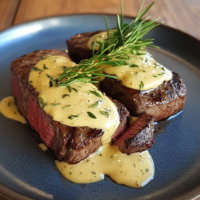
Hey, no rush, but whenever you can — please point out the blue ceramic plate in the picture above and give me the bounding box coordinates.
[0,15,200,200]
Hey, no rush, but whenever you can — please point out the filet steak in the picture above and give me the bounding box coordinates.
[100,73,187,121]
[114,114,154,154]
[11,49,129,164]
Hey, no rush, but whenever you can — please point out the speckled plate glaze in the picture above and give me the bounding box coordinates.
[0,15,200,200]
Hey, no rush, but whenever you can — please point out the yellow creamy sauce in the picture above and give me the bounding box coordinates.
[56,143,154,188]
[0,96,26,124]
[38,143,48,151]
[29,55,119,145]
[88,32,172,90]
[88,30,114,51]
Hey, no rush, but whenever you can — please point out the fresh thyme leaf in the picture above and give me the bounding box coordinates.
[68,115,79,119]
[43,64,48,69]
[88,101,99,108]
[34,67,42,72]
[62,105,71,109]
[88,90,102,98]
[38,96,47,109]
[49,80,53,87]
[153,75,157,77]
[87,112,97,119]
[100,111,109,118]
[139,81,144,90]
[72,87,78,92]
[62,94,70,98]
[67,85,72,93]
[51,102,60,106]
[129,64,139,68]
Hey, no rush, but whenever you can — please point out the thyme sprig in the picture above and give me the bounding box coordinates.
[56,0,160,87]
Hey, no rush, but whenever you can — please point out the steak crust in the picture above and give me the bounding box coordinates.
[100,73,187,121]
[11,49,129,164]
[66,31,103,63]
[114,114,154,154]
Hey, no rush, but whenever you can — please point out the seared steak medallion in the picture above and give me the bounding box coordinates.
[11,49,129,164]
[100,73,187,121]
[114,114,154,154]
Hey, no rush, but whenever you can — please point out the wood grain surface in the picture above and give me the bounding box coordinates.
[0,0,200,40]
[0,0,19,31]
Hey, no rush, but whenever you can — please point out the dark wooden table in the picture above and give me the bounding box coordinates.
[0,0,200,40]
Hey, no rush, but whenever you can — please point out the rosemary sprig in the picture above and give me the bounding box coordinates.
[56,0,160,87]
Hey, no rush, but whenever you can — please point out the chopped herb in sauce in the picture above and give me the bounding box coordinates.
[49,80,53,87]
[38,96,47,109]
[153,75,157,77]
[47,74,53,79]
[62,94,70,98]
[129,64,139,68]
[29,81,33,84]
[91,172,96,174]
[67,85,72,93]
[33,67,42,72]
[43,64,48,69]
[88,90,102,98]
[72,87,78,92]
[7,102,10,107]
[87,112,97,119]
[41,55,50,60]
[88,101,98,108]
[68,115,79,119]
[62,105,71,109]
[100,111,109,118]
[69,172,72,175]
[145,169,149,172]
[139,81,144,90]
[62,66,67,70]
[51,102,60,106]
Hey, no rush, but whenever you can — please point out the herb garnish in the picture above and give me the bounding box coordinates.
[72,87,78,92]
[51,102,60,106]
[55,1,160,87]
[62,105,71,109]
[47,74,53,79]
[67,85,72,93]
[34,67,42,72]
[129,64,139,68]
[87,112,97,119]
[29,81,33,84]
[139,81,144,90]
[91,172,96,174]
[88,90,102,98]
[68,115,79,119]
[8,102,10,107]
[88,101,99,108]
[38,96,47,109]
[41,55,50,60]
[62,94,70,98]
[43,64,48,69]
[100,111,109,118]
[49,80,53,87]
